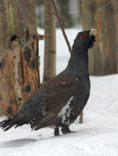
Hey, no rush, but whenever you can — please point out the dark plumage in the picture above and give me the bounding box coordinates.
[0,29,96,135]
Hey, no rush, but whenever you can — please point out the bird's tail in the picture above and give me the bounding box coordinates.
[0,113,29,131]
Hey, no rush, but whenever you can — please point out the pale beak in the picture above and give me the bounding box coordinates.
[90,29,97,36]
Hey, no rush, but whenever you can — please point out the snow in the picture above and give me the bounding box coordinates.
[0,28,118,156]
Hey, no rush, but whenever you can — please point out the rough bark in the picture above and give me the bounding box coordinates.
[43,0,56,82]
[0,0,39,116]
[81,0,118,75]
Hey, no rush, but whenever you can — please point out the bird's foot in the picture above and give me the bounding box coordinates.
[61,125,71,134]
[54,127,60,136]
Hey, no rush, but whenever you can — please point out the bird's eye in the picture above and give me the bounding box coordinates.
[80,33,86,39]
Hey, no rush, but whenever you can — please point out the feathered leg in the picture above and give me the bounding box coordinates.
[54,127,59,136]
[61,125,71,134]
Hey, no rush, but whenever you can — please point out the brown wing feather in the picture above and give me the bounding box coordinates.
[42,73,79,115]
[34,114,61,130]
[33,74,79,130]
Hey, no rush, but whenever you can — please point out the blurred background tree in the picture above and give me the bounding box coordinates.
[35,0,118,75]
[80,0,118,75]
[43,0,56,82]
[36,0,44,28]
[35,0,81,28]
[56,0,74,28]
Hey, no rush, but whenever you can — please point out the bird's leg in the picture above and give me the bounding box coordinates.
[54,127,60,136]
[61,125,71,134]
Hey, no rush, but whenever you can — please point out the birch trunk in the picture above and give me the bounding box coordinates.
[43,0,56,82]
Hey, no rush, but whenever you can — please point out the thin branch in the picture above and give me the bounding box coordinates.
[51,0,72,54]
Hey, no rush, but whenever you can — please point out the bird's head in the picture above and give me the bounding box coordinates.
[74,29,97,49]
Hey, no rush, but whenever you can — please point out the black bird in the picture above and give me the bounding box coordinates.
[0,29,96,136]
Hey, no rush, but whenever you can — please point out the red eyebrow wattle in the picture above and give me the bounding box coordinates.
[80,33,87,39]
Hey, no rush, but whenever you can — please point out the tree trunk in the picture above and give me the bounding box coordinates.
[81,0,118,75]
[43,0,56,82]
[57,0,74,28]
[0,0,39,116]
[79,111,83,123]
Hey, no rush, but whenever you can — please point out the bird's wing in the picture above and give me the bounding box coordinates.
[42,73,79,115]
[33,73,79,130]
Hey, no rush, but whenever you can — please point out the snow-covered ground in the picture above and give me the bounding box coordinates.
[0,29,118,156]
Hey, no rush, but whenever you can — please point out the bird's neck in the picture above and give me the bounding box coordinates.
[65,46,90,81]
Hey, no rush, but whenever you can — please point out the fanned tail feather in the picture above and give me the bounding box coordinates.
[0,113,29,131]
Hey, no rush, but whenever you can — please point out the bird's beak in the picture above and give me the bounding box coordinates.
[90,29,97,36]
